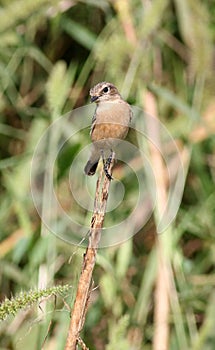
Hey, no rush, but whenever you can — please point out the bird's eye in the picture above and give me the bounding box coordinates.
[103,86,109,93]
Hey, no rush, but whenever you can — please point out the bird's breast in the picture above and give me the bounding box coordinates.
[91,101,131,142]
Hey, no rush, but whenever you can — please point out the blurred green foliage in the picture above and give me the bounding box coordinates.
[0,0,215,349]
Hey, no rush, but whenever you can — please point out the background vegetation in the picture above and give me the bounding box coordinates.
[0,0,215,349]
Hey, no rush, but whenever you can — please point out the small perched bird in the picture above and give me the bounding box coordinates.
[84,82,132,180]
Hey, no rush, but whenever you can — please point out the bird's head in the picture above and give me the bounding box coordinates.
[90,82,121,103]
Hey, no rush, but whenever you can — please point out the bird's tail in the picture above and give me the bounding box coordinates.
[84,146,100,176]
[84,158,99,176]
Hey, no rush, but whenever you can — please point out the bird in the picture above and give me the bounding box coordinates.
[84,82,132,180]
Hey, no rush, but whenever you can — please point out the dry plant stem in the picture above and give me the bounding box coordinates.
[144,91,170,350]
[114,0,137,45]
[64,154,115,350]
[153,241,170,350]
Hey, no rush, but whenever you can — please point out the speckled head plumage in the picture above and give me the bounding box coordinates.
[90,82,121,103]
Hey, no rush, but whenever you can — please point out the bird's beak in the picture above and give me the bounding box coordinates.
[90,95,99,103]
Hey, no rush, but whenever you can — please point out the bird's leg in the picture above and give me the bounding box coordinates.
[106,149,114,167]
[101,150,113,180]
